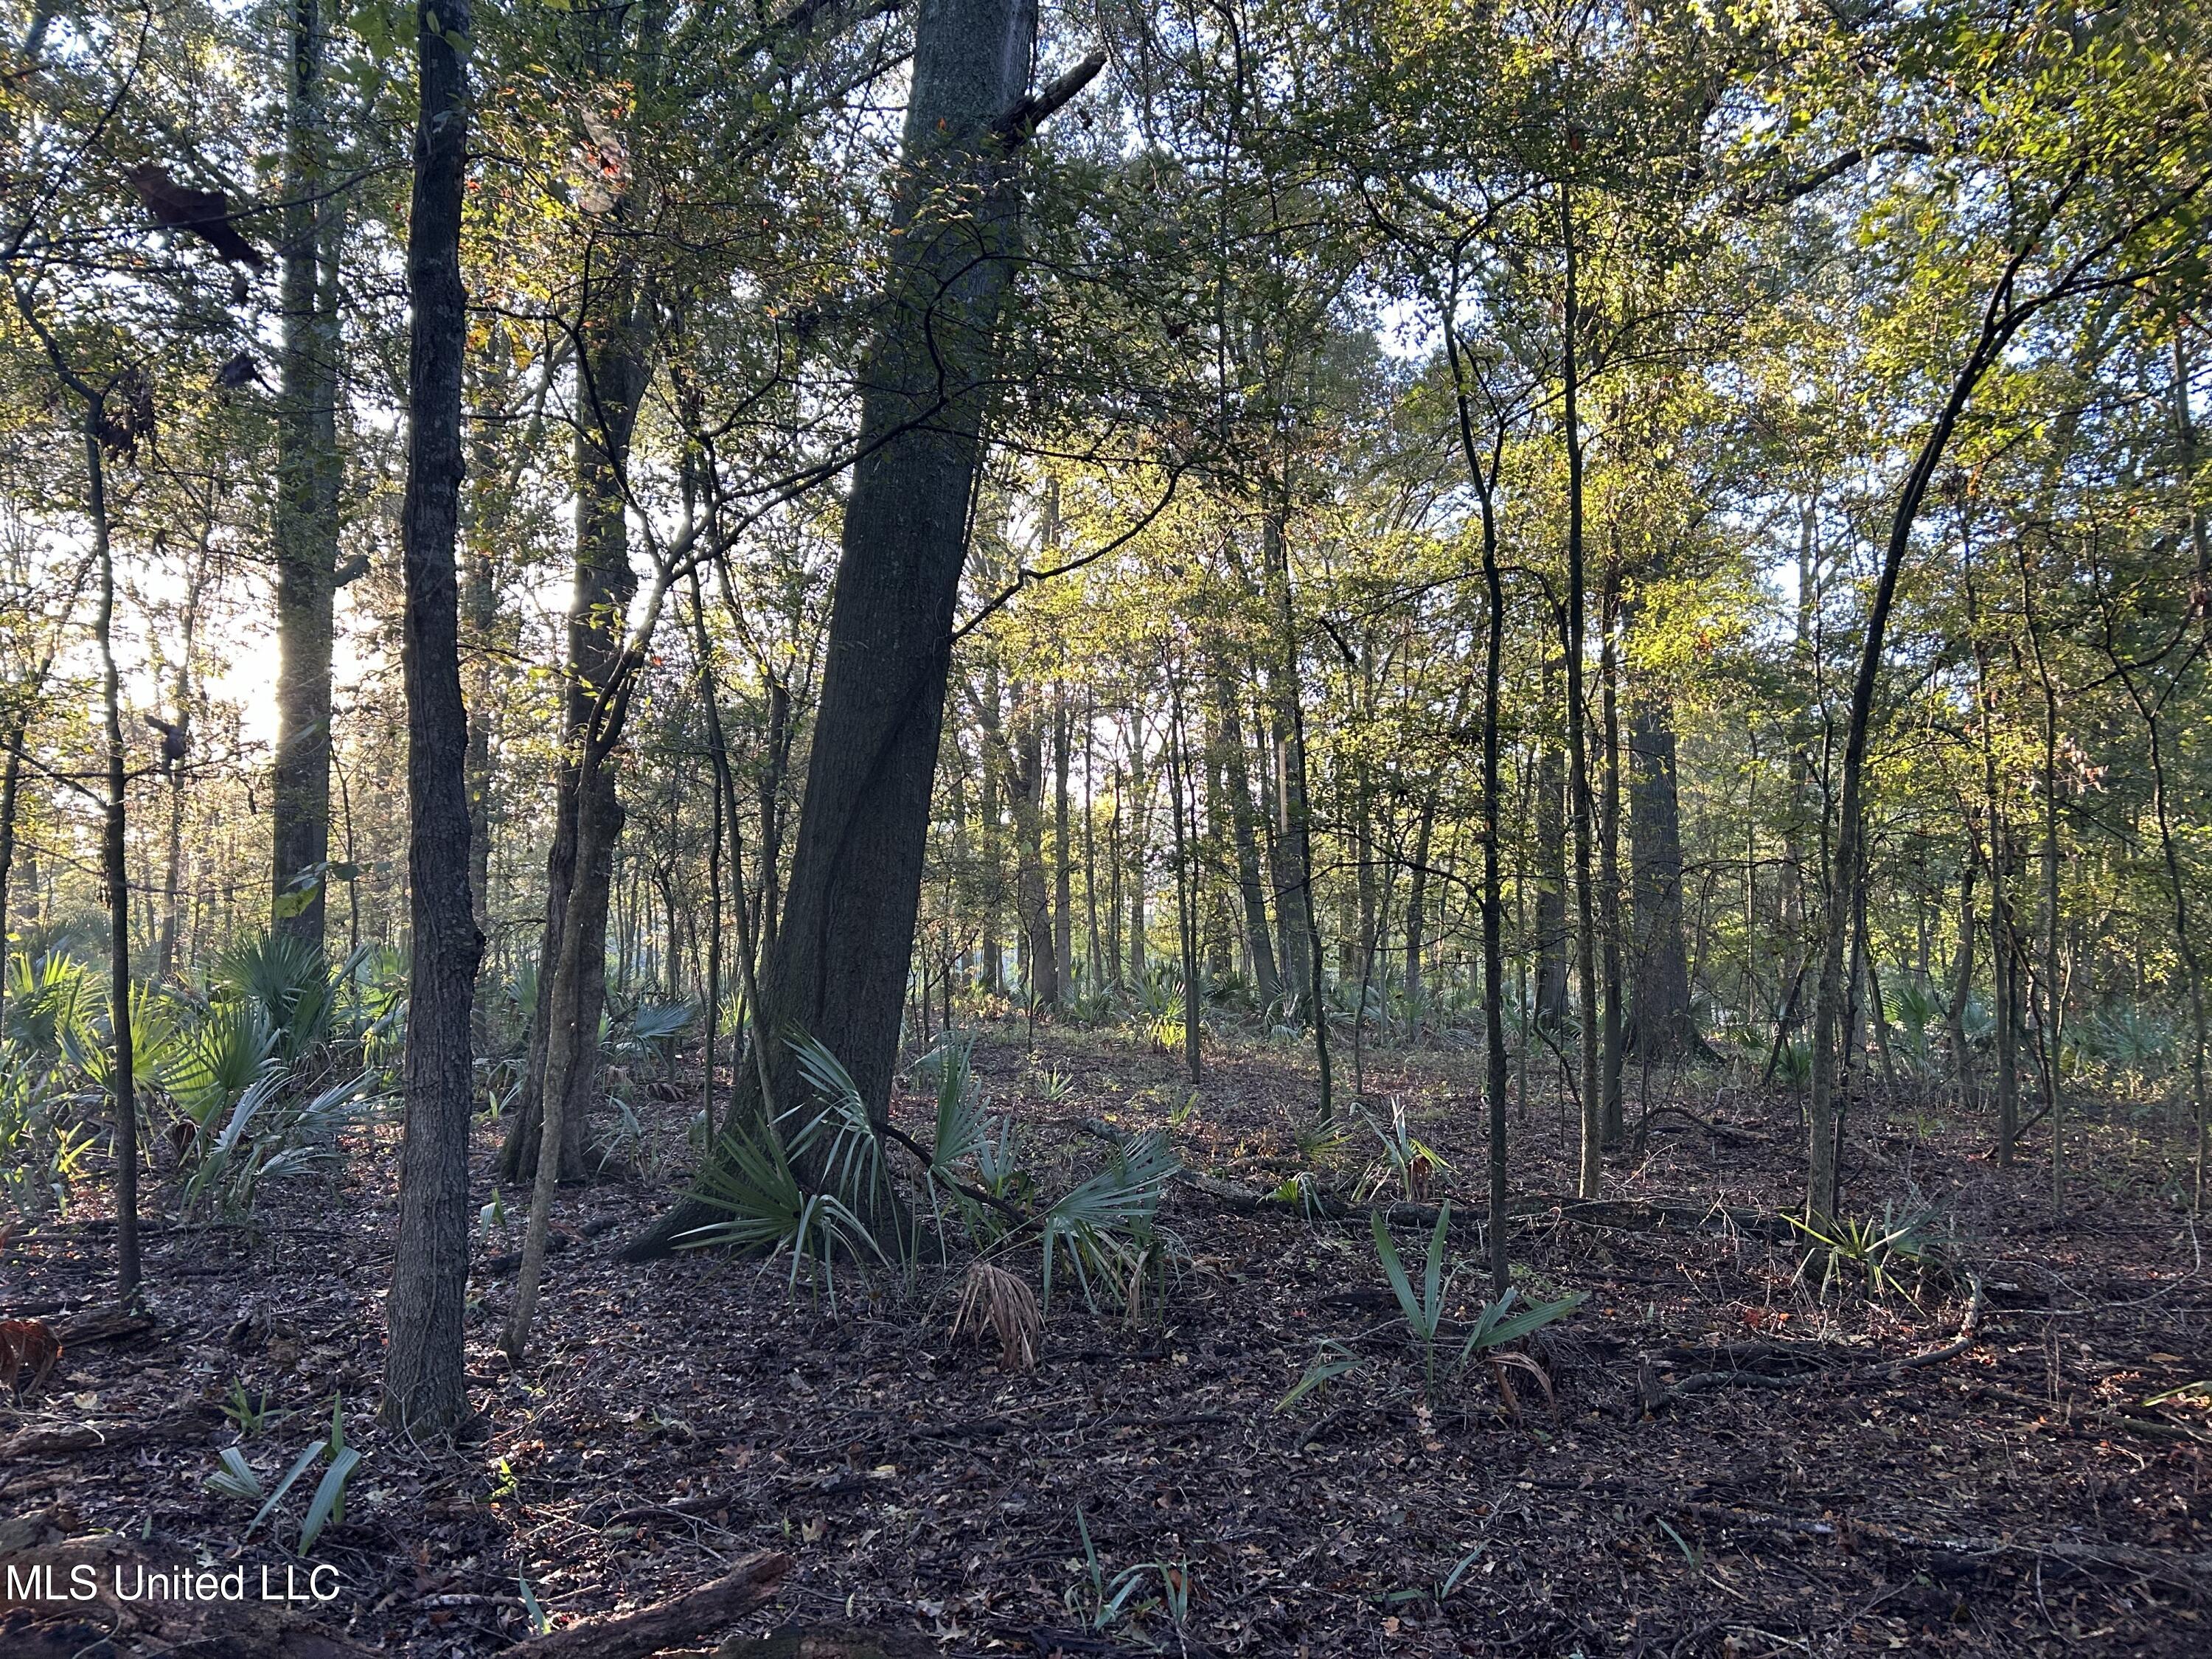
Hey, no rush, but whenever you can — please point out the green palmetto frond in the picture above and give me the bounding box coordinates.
[1038,1127,1180,1312]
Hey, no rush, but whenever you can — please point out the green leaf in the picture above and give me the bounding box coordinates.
[248,1439,327,1539]
[205,1446,262,1503]
[297,1447,360,1554]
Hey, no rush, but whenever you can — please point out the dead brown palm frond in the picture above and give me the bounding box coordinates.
[1,1317,61,1401]
[952,1260,1040,1371]
[1489,1350,1557,1423]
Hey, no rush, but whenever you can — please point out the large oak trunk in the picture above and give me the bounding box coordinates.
[626,0,1063,1256]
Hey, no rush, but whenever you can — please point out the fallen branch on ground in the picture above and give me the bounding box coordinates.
[490,1552,791,1658]
[1666,1498,2212,1590]
[1638,1273,1985,1415]
[1183,1169,1800,1244]
[0,1405,216,1461]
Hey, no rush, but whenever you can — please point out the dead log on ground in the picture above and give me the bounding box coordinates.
[491,1552,792,1658]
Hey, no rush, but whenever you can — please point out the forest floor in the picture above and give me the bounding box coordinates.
[2,1023,2208,1658]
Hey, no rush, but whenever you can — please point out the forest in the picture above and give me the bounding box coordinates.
[1,0,2208,1654]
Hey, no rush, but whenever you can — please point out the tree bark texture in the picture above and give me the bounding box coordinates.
[625,0,1065,1254]
[270,0,345,945]
[381,0,484,1431]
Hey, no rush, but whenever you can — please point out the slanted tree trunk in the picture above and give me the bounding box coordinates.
[500,273,648,1184]
[380,0,482,1430]
[623,0,1096,1256]
[270,0,345,944]
[1627,698,1697,1056]
[0,734,21,1030]
[1809,292,2030,1228]
[1441,311,1512,1293]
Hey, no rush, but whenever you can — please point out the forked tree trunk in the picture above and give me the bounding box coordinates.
[624,0,1094,1256]
[380,0,482,1430]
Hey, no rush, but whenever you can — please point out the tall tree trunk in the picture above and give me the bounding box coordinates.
[271,0,344,945]
[500,273,647,1183]
[1627,698,1696,1055]
[1082,700,1102,991]
[1166,673,1201,1082]
[2017,545,2065,1203]
[625,0,1093,1255]
[1533,687,1568,1029]
[1126,728,1149,987]
[755,670,790,959]
[1946,843,1979,1112]
[1598,577,1624,1145]
[1969,567,2020,1166]
[979,671,1004,994]
[0,735,21,1035]
[1809,303,2022,1227]
[1404,793,1436,1040]
[1104,757,1123,988]
[1265,510,1332,1116]
[85,418,139,1300]
[1006,684,1058,1010]
[380,0,481,1429]
[1560,186,1600,1197]
[157,523,210,983]
[1440,313,1512,1293]
[1054,686,1072,990]
[1211,663,1279,1010]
